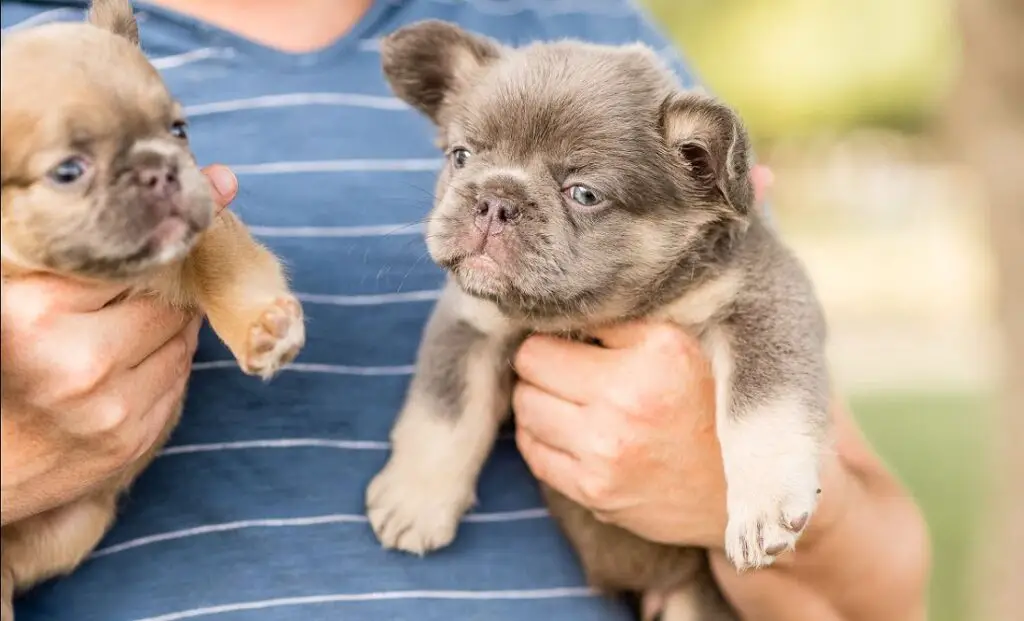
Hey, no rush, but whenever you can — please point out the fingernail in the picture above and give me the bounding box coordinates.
[207,166,237,198]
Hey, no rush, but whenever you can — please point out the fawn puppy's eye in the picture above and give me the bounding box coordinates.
[48,156,89,185]
[170,120,189,140]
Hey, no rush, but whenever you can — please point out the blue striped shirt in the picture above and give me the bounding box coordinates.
[2,2,700,619]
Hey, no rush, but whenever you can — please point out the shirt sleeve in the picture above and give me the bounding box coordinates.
[624,1,705,90]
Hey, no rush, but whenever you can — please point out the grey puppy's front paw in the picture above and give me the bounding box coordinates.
[365,459,476,555]
[723,468,820,571]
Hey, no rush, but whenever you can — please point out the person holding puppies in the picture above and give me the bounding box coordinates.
[0,1,929,620]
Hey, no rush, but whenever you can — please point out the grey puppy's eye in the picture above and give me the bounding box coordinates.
[450,147,471,169]
[170,120,189,140]
[48,156,89,185]
[566,184,602,207]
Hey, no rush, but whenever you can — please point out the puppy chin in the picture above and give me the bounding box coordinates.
[452,255,510,299]
[144,217,202,264]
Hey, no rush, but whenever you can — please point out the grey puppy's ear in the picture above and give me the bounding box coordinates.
[88,0,139,46]
[381,20,502,123]
[660,93,754,215]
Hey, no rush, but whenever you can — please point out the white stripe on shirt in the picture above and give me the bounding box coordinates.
[94,509,550,559]
[131,587,597,621]
[230,159,442,175]
[160,438,391,456]
[248,222,424,238]
[1,7,83,32]
[151,47,236,69]
[295,289,442,306]
[183,92,409,116]
[159,433,516,458]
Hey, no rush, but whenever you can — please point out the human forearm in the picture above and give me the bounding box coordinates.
[710,404,932,621]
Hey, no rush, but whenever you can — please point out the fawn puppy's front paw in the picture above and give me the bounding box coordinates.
[366,459,476,555]
[723,466,820,571]
[242,296,305,380]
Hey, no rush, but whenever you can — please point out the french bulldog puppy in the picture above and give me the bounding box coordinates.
[365,19,830,621]
[0,2,305,617]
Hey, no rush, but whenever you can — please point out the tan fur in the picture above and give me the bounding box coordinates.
[0,3,305,618]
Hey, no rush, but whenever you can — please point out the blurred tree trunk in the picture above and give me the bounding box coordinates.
[951,1,1024,619]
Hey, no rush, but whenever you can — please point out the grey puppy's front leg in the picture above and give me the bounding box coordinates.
[699,266,831,571]
[367,281,520,554]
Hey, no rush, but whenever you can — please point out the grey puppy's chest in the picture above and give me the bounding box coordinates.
[501,267,743,352]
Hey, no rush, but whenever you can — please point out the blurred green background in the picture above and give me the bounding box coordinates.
[643,2,992,620]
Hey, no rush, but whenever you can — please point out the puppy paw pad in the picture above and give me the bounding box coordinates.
[724,485,819,571]
[242,296,305,379]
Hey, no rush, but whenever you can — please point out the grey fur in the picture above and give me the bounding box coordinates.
[366,20,830,621]
[408,283,523,420]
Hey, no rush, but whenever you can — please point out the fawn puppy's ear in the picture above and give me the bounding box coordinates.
[88,0,140,46]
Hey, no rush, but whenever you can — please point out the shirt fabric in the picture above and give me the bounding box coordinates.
[2,1,702,619]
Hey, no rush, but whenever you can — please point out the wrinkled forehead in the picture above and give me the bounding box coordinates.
[2,27,175,152]
[452,46,672,162]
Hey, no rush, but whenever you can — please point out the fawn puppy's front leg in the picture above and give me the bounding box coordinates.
[182,211,304,378]
[367,284,519,555]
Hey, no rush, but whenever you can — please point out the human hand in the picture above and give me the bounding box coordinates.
[512,322,729,549]
[0,165,237,525]
[751,164,774,207]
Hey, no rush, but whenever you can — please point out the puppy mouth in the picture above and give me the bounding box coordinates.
[137,213,205,261]
[458,252,501,275]
[443,250,511,297]
[106,205,209,273]
[57,213,204,280]
[100,217,193,269]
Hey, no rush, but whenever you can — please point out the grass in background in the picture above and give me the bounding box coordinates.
[851,392,991,621]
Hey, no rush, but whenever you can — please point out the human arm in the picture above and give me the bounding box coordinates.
[707,401,930,621]
[512,323,930,621]
[0,166,238,525]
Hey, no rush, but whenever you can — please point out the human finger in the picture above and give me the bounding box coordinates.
[516,427,588,504]
[122,320,194,399]
[75,297,192,370]
[512,335,617,405]
[130,365,191,454]
[586,321,654,350]
[202,165,237,215]
[751,164,774,206]
[512,381,590,458]
[1,274,127,316]
[59,326,191,437]
[91,360,192,468]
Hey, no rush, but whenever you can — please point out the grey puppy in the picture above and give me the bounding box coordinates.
[365,20,831,621]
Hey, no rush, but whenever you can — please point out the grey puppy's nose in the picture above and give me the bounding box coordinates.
[474,196,521,235]
[135,155,181,199]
